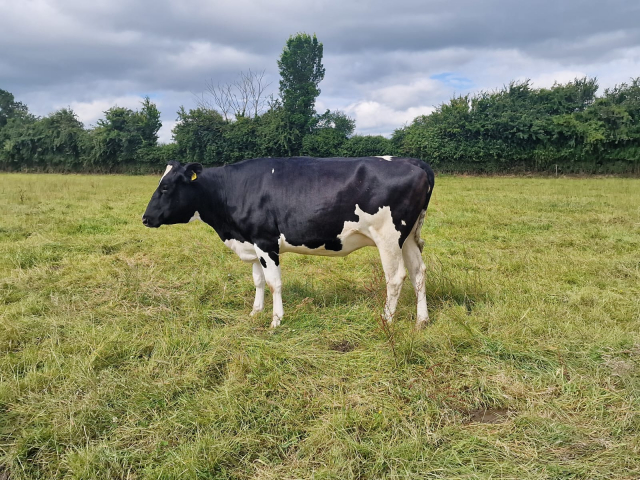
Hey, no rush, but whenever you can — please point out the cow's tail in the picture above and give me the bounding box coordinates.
[413,160,435,252]
[414,209,427,252]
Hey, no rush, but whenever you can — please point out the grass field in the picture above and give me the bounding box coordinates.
[0,173,639,479]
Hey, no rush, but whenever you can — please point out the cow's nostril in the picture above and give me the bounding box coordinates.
[142,216,149,226]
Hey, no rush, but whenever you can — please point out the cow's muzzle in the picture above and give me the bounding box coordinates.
[142,215,159,228]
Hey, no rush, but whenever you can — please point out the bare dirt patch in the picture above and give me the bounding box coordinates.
[328,340,356,353]
[465,407,512,424]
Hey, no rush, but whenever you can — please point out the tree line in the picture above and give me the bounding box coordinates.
[395,77,640,174]
[1,33,638,174]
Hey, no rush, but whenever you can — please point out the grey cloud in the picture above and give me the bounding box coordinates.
[68,0,639,54]
[525,29,640,63]
[1,0,639,141]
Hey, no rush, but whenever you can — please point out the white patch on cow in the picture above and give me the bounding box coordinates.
[160,164,173,182]
[375,155,394,161]
[272,168,274,174]
[189,211,201,222]
[349,204,401,246]
[401,220,406,226]
[279,232,374,257]
[224,239,258,262]
[279,204,399,257]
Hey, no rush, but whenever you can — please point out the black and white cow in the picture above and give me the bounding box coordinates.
[142,156,435,328]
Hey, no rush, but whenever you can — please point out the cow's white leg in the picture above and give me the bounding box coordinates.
[254,246,283,328]
[402,236,429,326]
[371,234,406,323]
[250,261,265,316]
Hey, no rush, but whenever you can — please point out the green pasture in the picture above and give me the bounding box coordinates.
[0,173,639,479]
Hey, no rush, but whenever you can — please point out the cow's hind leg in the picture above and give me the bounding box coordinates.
[250,261,266,316]
[371,233,407,323]
[254,245,283,328]
[402,235,429,327]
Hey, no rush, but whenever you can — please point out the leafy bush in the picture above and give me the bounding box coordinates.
[394,78,640,174]
[2,77,639,174]
[339,135,395,157]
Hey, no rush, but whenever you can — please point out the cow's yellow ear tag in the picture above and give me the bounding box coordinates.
[191,172,197,181]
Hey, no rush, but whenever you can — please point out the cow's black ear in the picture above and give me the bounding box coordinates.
[184,163,203,182]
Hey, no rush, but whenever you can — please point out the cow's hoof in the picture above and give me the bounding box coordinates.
[250,308,263,317]
[415,318,430,329]
[270,318,281,328]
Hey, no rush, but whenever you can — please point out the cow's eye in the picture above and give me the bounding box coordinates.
[160,188,168,195]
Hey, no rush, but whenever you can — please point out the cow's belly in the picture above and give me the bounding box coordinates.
[279,204,398,257]
[280,231,374,257]
[223,205,404,260]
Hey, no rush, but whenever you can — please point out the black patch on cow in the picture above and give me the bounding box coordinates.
[260,257,267,268]
[267,250,280,266]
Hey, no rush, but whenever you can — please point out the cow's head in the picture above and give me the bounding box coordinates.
[142,160,203,228]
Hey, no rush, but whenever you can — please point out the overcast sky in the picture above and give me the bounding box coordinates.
[2,0,639,142]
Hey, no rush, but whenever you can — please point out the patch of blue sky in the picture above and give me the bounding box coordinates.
[431,72,474,90]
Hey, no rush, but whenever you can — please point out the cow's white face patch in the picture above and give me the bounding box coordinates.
[375,155,394,161]
[401,220,406,226]
[160,164,173,183]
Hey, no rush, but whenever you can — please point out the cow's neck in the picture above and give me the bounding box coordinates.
[193,167,229,234]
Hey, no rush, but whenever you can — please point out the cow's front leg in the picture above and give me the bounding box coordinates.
[250,261,265,316]
[254,245,283,328]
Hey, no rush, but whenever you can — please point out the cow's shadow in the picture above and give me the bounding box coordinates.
[285,276,373,310]
[282,264,487,317]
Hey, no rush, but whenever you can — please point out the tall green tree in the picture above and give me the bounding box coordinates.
[139,96,162,146]
[277,33,325,155]
[255,100,296,158]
